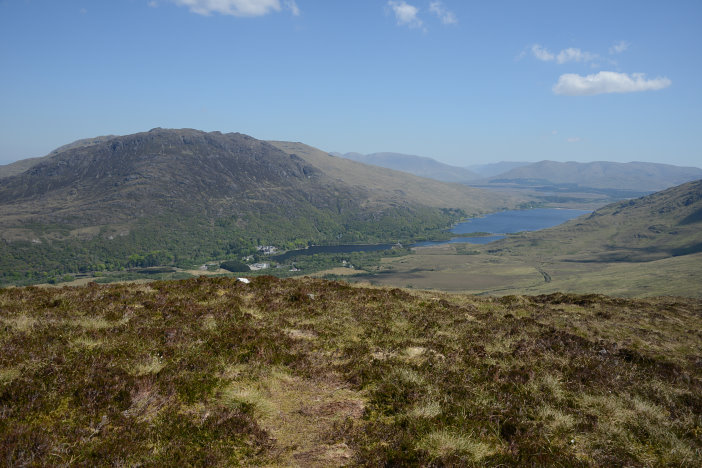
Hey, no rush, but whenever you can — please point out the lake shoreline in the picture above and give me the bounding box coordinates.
[270,208,592,259]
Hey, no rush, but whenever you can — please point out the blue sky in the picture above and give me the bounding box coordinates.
[1,0,700,167]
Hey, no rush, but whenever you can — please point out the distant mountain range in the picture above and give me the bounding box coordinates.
[488,160,702,192]
[466,161,531,178]
[334,152,481,183]
[0,129,512,283]
[332,151,702,195]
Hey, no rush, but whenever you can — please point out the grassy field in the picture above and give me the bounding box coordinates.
[353,244,702,297]
[1,276,700,466]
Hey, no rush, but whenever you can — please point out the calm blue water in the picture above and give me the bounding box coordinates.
[272,208,591,258]
[452,208,591,234]
[413,208,590,247]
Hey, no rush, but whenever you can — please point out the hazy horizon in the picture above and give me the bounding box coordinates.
[4,129,702,171]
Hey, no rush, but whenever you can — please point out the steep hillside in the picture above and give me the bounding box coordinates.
[0,129,335,225]
[0,135,117,179]
[336,151,480,183]
[490,160,702,191]
[1,277,700,466]
[489,179,702,262]
[0,129,513,284]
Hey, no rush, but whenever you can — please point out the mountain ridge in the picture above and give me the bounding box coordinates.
[467,161,531,178]
[336,151,480,183]
[489,160,702,191]
[271,142,506,212]
[0,135,118,179]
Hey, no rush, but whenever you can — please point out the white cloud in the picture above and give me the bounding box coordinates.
[429,1,457,24]
[532,44,554,61]
[609,41,630,54]
[148,1,159,7]
[173,0,296,17]
[553,71,672,96]
[566,137,581,143]
[388,1,423,28]
[556,48,598,64]
[532,44,599,63]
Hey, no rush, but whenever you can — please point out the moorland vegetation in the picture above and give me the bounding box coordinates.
[1,276,700,466]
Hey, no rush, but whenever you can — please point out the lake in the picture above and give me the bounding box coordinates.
[271,208,591,259]
[413,208,591,247]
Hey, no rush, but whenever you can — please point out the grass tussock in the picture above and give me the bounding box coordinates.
[0,277,700,466]
[132,355,165,376]
[418,429,497,461]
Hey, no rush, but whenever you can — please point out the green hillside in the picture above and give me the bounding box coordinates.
[1,277,700,466]
[489,179,702,262]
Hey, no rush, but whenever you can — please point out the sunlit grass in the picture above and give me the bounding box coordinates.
[132,355,165,376]
[418,429,497,461]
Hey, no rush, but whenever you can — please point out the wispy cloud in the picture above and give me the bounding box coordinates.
[173,0,298,17]
[531,44,555,61]
[429,1,457,24]
[566,137,581,143]
[553,71,671,96]
[531,44,598,64]
[285,0,299,16]
[387,1,423,29]
[556,48,598,64]
[609,40,630,54]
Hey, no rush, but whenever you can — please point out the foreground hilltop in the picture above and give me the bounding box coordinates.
[0,129,513,284]
[1,276,700,465]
